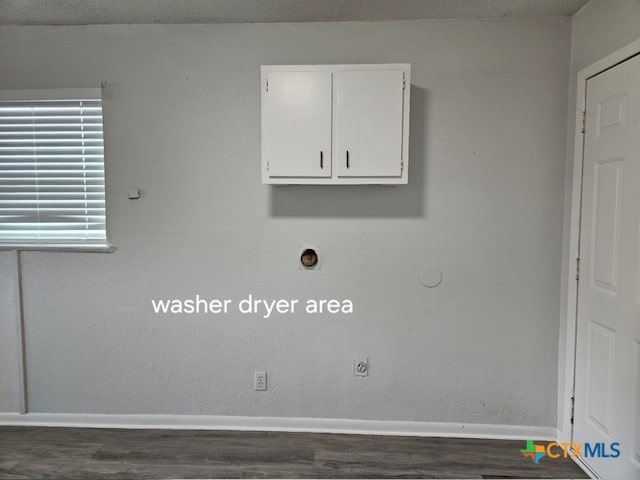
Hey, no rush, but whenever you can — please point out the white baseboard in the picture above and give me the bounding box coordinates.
[557,426,571,443]
[0,412,555,440]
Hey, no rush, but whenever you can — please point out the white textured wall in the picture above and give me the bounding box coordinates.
[0,18,570,427]
[557,0,640,435]
[0,252,20,412]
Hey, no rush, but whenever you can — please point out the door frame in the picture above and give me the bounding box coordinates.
[560,37,640,445]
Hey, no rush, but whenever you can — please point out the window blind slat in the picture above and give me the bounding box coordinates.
[0,97,107,246]
[0,129,102,133]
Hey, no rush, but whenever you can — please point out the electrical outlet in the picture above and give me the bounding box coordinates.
[354,356,368,377]
[254,372,267,391]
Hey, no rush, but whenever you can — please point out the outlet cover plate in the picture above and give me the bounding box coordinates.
[353,356,368,377]
[254,372,267,391]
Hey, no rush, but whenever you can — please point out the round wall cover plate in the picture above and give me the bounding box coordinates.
[420,266,442,288]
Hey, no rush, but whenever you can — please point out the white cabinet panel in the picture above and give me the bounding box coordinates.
[265,71,331,178]
[335,70,405,178]
[261,64,410,185]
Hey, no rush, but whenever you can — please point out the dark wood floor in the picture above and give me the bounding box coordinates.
[0,427,588,479]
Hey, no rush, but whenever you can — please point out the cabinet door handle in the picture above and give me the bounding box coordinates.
[320,151,324,169]
[346,151,350,169]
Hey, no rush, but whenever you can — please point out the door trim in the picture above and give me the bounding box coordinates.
[560,37,640,446]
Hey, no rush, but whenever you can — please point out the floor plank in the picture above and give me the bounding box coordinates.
[0,427,589,479]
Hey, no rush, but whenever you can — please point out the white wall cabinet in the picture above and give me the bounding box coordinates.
[261,64,410,185]
[264,71,332,178]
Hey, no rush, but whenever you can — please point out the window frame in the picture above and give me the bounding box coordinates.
[0,88,112,252]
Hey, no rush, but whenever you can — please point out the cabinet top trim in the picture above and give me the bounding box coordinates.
[261,64,411,73]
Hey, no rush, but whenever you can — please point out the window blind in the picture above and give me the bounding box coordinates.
[0,89,108,249]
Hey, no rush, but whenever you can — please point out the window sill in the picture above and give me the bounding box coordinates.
[0,244,116,253]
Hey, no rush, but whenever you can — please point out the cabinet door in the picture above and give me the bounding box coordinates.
[335,70,404,178]
[265,71,332,178]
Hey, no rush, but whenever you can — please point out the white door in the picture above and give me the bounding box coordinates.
[334,70,404,178]
[574,53,640,479]
[266,71,331,178]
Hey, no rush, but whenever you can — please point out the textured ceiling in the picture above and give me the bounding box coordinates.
[0,0,590,25]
